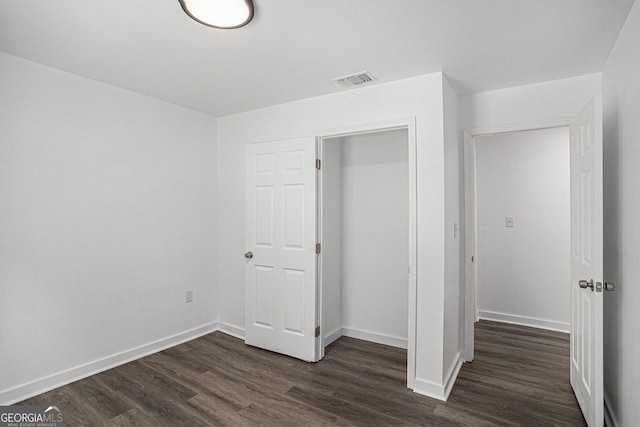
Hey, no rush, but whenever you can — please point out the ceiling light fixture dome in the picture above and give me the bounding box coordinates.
[179,0,255,29]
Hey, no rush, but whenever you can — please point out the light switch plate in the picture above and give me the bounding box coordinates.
[505,217,514,228]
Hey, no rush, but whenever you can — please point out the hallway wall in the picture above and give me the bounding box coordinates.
[475,127,570,331]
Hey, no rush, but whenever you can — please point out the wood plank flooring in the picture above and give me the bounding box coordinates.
[19,321,586,426]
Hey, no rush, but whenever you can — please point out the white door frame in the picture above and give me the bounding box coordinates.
[316,117,417,389]
[462,117,572,361]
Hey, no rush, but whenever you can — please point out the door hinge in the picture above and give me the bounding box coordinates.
[316,243,321,254]
[315,326,320,337]
[316,159,321,170]
[471,255,474,262]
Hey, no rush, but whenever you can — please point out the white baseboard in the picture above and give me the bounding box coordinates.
[443,353,463,400]
[1,322,420,406]
[217,322,245,340]
[323,326,343,346]
[215,323,406,350]
[477,310,570,333]
[412,378,447,401]
[341,326,407,349]
[0,322,218,406]
[604,392,619,427]
[411,352,462,402]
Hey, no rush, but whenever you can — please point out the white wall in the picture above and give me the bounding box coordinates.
[217,73,454,398]
[339,130,408,345]
[461,73,603,131]
[602,1,640,425]
[0,52,218,404]
[474,127,570,331]
[443,77,462,387]
[321,139,342,341]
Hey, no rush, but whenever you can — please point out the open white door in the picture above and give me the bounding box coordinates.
[245,137,319,362]
[569,97,603,427]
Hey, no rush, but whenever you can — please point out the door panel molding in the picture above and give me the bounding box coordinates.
[569,96,604,427]
[245,137,319,362]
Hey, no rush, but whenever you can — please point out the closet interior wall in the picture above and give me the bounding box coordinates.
[322,129,409,348]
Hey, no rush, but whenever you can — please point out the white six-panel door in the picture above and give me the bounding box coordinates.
[569,97,604,427]
[245,137,319,362]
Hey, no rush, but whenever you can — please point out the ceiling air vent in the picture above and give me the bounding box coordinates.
[333,71,377,88]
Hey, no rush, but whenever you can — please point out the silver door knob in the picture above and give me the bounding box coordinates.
[244,251,253,259]
[604,282,616,291]
[579,279,594,291]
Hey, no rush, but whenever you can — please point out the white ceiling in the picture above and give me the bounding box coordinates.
[0,0,634,117]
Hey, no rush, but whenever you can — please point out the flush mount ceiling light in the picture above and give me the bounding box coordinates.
[179,0,255,29]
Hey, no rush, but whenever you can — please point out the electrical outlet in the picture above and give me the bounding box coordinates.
[186,289,194,303]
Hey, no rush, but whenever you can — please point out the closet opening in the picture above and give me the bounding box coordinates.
[317,122,416,387]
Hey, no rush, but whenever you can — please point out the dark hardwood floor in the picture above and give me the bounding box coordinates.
[19,321,586,426]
